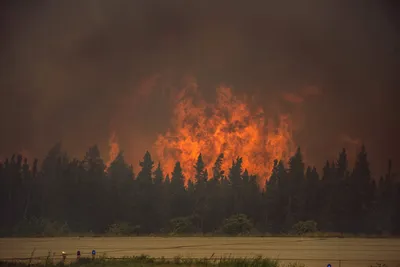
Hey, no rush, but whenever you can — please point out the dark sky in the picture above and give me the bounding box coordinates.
[0,0,399,176]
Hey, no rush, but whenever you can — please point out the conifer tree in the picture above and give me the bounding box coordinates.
[170,162,188,218]
[136,151,156,232]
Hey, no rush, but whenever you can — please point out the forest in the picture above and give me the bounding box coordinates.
[0,143,399,237]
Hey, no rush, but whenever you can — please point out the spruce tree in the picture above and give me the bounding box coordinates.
[170,162,188,218]
[136,151,156,232]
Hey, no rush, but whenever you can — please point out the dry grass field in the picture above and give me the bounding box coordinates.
[0,237,399,267]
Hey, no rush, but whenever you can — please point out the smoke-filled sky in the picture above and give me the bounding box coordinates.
[0,0,399,176]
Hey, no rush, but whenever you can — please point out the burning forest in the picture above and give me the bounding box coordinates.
[154,84,295,186]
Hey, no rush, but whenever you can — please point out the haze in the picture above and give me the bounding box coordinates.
[0,0,398,175]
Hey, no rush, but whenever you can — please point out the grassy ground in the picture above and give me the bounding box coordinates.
[0,255,395,267]
[0,237,399,267]
[0,255,292,267]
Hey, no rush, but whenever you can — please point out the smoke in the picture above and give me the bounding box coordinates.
[0,0,398,175]
[282,85,321,104]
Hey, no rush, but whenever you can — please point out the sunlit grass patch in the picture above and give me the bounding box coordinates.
[0,254,283,267]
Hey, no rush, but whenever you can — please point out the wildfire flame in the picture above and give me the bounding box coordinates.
[106,131,120,168]
[154,83,296,187]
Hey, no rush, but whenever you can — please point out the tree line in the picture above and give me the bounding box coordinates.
[0,143,399,236]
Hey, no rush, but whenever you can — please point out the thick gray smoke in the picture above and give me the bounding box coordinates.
[0,0,398,175]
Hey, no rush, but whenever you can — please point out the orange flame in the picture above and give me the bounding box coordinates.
[106,131,120,168]
[154,83,296,187]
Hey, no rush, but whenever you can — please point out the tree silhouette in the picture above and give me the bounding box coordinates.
[0,142,398,236]
[170,162,189,218]
[193,154,208,233]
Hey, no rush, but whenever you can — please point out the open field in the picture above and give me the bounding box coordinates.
[1,237,400,267]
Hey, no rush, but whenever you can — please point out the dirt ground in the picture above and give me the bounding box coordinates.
[0,237,399,267]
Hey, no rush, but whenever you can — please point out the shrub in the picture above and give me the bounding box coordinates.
[221,214,253,236]
[292,220,318,235]
[106,222,139,236]
[42,220,69,236]
[12,217,44,236]
[218,256,279,267]
[169,217,195,234]
[12,217,69,237]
